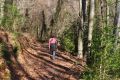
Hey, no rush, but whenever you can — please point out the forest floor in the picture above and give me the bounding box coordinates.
[0,32,85,80]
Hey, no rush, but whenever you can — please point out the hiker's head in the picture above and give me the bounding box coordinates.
[50,34,56,38]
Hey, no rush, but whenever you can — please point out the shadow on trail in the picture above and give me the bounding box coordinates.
[15,59,35,80]
[21,51,46,80]
[34,43,86,69]
[2,45,35,80]
[4,56,35,80]
[31,42,78,64]
[18,36,83,80]
[5,60,20,80]
[24,48,80,80]
[38,48,76,63]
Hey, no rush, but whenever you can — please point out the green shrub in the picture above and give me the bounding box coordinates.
[0,42,18,61]
[13,46,18,58]
[83,25,120,80]
[59,28,75,53]
[1,4,24,32]
[1,43,11,60]
[58,19,79,54]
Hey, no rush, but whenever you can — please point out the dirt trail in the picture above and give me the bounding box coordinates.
[2,33,84,80]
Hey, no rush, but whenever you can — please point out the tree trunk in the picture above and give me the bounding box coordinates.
[106,1,109,26]
[78,29,83,59]
[115,0,120,48]
[87,0,95,55]
[40,10,47,41]
[78,0,83,59]
[0,0,5,25]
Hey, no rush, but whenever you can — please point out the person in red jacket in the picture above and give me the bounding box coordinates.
[49,35,57,60]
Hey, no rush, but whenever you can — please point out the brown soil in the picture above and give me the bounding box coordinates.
[1,32,85,80]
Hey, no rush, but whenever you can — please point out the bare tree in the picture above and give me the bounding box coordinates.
[78,0,83,59]
[106,0,109,26]
[87,0,95,54]
[114,0,120,48]
[0,0,5,25]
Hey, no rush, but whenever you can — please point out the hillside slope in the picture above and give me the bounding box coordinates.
[0,32,84,80]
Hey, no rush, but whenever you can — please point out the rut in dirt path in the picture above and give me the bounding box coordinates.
[7,35,85,80]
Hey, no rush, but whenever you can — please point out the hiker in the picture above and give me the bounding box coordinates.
[49,35,57,60]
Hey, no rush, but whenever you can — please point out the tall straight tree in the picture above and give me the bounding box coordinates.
[106,0,109,26]
[87,0,95,54]
[78,0,86,59]
[78,0,87,59]
[100,0,108,27]
[114,0,120,48]
[78,0,83,58]
[0,0,5,25]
